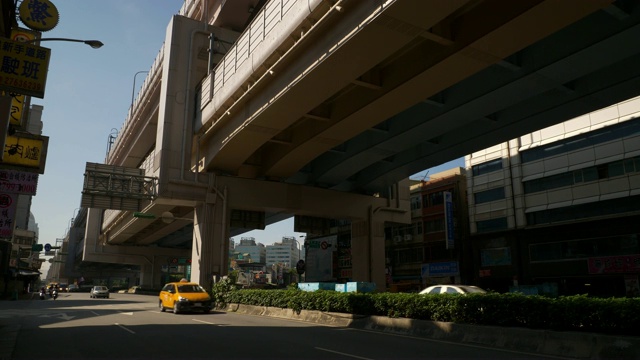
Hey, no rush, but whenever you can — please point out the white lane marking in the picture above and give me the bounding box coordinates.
[115,323,136,334]
[338,328,572,359]
[315,347,373,360]
[38,313,75,321]
[192,319,216,325]
[119,312,134,316]
[90,311,100,316]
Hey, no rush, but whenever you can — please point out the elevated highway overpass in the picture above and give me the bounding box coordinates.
[76,0,640,289]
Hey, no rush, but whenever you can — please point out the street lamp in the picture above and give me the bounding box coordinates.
[36,38,104,49]
[131,71,149,111]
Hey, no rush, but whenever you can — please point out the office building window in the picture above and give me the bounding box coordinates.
[524,155,640,193]
[474,187,506,204]
[424,219,444,233]
[472,158,503,176]
[476,217,508,233]
[521,118,640,163]
[410,196,421,210]
[526,195,640,225]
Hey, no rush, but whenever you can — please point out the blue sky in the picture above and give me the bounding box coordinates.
[28,1,464,257]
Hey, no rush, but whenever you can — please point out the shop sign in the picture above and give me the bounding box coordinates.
[0,193,18,238]
[0,169,38,195]
[19,0,60,32]
[587,254,640,274]
[422,261,459,277]
[0,38,50,98]
[2,133,48,173]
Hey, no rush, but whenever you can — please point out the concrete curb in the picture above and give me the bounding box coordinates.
[224,304,640,359]
[0,324,20,360]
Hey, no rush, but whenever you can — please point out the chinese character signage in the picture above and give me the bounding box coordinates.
[0,170,38,195]
[422,261,460,277]
[18,0,60,32]
[0,38,50,98]
[2,133,48,174]
[0,192,18,238]
[588,255,640,274]
[10,94,26,126]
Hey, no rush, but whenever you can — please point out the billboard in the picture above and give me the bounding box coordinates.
[2,133,48,173]
[304,235,337,282]
[0,38,50,98]
[0,169,38,195]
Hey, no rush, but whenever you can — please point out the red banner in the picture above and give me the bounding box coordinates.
[587,255,640,274]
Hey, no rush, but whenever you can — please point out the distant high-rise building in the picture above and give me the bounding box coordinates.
[266,237,301,267]
[234,237,266,263]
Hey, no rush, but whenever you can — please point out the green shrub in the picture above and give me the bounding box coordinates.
[223,287,640,336]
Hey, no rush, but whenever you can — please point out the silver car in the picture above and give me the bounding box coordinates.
[90,285,110,299]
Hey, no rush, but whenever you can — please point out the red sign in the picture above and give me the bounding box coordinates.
[0,193,18,238]
[588,255,640,274]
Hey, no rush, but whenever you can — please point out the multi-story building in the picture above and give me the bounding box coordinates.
[385,168,469,292]
[266,237,301,268]
[234,237,266,264]
[466,96,640,297]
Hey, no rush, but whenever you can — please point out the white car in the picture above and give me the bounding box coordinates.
[90,286,110,299]
[419,285,486,295]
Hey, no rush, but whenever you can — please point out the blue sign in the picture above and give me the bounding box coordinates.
[44,243,51,252]
[422,261,460,277]
[444,191,454,249]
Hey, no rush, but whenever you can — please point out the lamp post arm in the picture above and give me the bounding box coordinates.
[131,71,150,112]
[36,38,104,49]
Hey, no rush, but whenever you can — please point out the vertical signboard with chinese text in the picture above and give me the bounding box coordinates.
[444,191,454,249]
[0,192,18,238]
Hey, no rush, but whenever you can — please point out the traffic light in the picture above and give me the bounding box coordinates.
[31,244,43,251]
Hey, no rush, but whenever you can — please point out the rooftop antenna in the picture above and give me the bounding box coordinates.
[421,170,430,182]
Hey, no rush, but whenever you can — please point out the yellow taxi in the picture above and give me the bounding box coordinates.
[158,279,213,314]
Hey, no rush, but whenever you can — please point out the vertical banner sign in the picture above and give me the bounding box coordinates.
[444,191,454,249]
[8,28,39,128]
[0,193,18,238]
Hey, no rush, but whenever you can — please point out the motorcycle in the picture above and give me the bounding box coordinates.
[39,290,45,300]
[52,290,58,300]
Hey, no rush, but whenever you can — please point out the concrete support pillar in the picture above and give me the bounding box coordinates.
[351,213,386,291]
[139,263,153,289]
[190,199,228,289]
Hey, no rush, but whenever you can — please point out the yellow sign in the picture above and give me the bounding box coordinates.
[0,39,50,98]
[2,133,48,174]
[8,29,39,127]
[19,0,60,32]
[10,95,26,126]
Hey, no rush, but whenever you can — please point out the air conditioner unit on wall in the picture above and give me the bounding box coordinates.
[394,235,403,243]
[404,234,412,241]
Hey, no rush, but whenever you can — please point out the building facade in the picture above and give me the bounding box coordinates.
[234,237,266,264]
[466,96,640,297]
[385,168,469,292]
[266,237,301,268]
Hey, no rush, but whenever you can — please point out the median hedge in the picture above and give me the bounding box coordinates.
[216,285,639,336]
